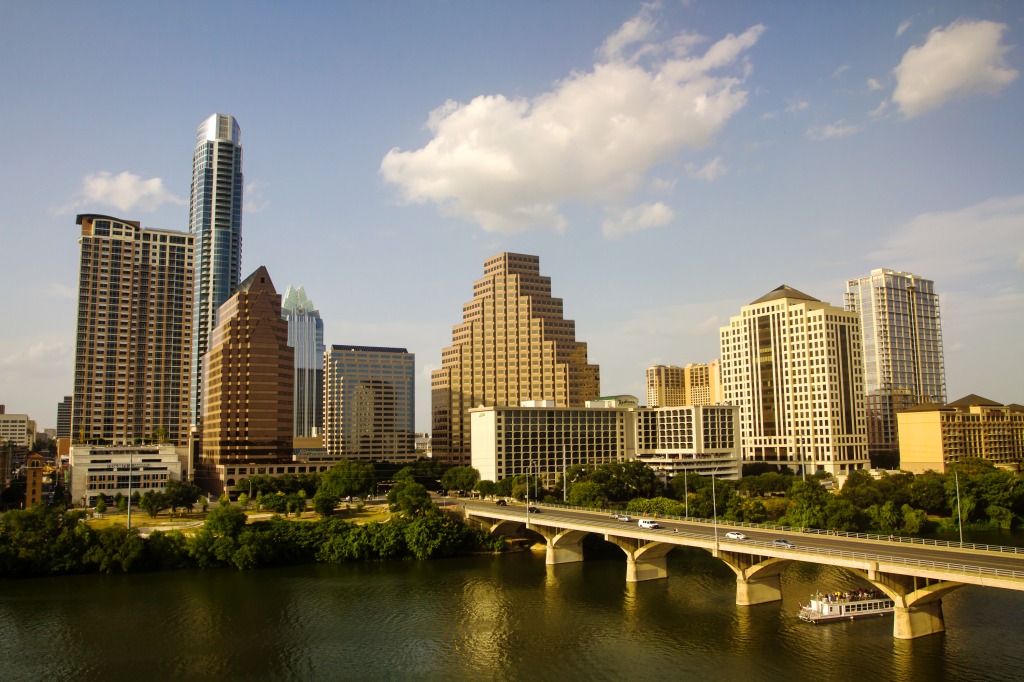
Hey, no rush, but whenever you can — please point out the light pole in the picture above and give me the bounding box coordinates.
[126,449,133,529]
[955,468,964,546]
[712,471,718,544]
[684,469,689,519]
[562,454,567,503]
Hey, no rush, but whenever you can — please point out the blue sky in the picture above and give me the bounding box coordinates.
[1,1,1022,431]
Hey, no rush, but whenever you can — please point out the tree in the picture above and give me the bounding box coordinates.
[164,479,201,514]
[388,480,434,518]
[204,505,248,538]
[94,497,107,515]
[218,493,231,508]
[312,490,339,517]
[237,493,250,510]
[441,466,480,493]
[139,491,168,518]
[567,481,607,508]
[320,460,377,499]
[475,480,496,499]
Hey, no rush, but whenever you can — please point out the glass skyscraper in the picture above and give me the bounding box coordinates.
[189,114,243,425]
[844,269,946,458]
[282,285,325,438]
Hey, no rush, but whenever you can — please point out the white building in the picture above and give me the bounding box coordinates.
[470,399,740,486]
[70,445,184,507]
[719,285,868,476]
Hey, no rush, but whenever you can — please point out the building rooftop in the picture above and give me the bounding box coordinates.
[946,394,1003,408]
[750,285,820,305]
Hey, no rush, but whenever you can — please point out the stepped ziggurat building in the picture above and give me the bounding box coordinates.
[198,266,293,492]
[432,253,600,465]
[646,362,722,407]
[71,214,193,446]
[720,285,869,476]
[189,113,243,427]
[844,269,946,461]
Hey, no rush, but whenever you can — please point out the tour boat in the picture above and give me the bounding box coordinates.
[798,590,895,624]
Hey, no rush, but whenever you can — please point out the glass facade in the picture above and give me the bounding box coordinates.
[282,285,325,438]
[189,114,243,425]
[845,269,946,455]
[324,345,415,460]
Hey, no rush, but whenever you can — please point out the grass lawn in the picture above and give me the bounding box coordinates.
[85,504,394,530]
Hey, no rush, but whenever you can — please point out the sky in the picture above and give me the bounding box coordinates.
[1,1,1022,432]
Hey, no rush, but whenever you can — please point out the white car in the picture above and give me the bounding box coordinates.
[724,531,747,540]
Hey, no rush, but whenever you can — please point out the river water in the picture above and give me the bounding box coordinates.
[1,546,1022,681]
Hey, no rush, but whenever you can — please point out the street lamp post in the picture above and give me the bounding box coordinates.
[684,469,688,519]
[955,469,964,547]
[712,472,718,544]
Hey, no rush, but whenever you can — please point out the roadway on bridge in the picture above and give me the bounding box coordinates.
[460,500,1024,577]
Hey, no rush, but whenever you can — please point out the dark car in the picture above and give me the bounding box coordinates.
[527,506,540,513]
[495,499,507,506]
[770,538,796,549]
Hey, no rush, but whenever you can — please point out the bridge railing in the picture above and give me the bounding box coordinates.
[536,502,1024,555]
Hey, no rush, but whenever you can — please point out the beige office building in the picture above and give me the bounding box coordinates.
[432,253,600,465]
[71,214,193,446]
[897,395,1023,474]
[720,285,869,476]
[0,413,33,448]
[199,266,293,491]
[646,362,722,407]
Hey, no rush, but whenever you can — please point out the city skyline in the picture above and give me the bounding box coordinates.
[2,2,1022,431]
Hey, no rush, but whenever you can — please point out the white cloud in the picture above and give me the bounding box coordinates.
[785,99,809,113]
[380,11,764,235]
[0,339,73,375]
[866,77,883,91]
[58,171,184,213]
[868,100,890,119]
[868,194,1024,279]
[601,202,674,239]
[685,156,727,181]
[896,19,912,38]
[806,119,862,141]
[44,282,76,300]
[892,19,1018,119]
[832,64,850,78]
[244,180,270,213]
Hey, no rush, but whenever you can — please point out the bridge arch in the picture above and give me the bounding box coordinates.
[604,536,676,582]
[715,551,795,605]
[854,569,964,639]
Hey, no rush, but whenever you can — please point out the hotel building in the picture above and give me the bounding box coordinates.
[71,214,193,446]
[897,395,1023,474]
[323,345,415,461]
[189,113,244,425]
[433,253,600,465]
[470,398,740,486]
[845,269,946,459]
[719,285,869,476]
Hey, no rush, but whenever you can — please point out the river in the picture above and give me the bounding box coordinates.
[1,546,1022,681]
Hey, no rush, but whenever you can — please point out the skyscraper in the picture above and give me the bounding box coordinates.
[71,214,194,446]
[432,253,600,465]
[189,113,243,425]
[646,365,685,407]
[719,285,868,476]
[198,266,293,491]
[56,396,72,440]
[323,345,415,461]
[282,285,325,438]
[845,269,946,460]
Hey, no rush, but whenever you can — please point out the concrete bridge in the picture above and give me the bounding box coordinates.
[460,501,1024,640]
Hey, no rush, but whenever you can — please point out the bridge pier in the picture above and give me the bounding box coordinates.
[861,569,963,640]
[736,574,783,606]
[606,536,674,582]
[718,551,791,605]
[527,527,588,565]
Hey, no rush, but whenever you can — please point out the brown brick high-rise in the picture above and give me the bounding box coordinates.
[198,266,293,490]
[431,253,600,465]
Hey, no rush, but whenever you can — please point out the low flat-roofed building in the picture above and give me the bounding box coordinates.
[70,444,185,507]
[897,394,1023,474]
[470,399,741,487]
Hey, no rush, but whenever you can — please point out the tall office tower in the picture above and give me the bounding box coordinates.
[844,269,946,459]
[189,113,244,425]
[684,362,723,406]
[198,266,292,489]
[71,215,194,446]
[282,285,325,437]
[56,396,72,439]
[432,253,600,465]
[323,345,415,461]
[646,365,686,407]
[719,285,868,476]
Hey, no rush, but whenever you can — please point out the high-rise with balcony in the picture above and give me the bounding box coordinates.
[432,253,600,465]
[71,214,194,446]
[845,269,946,460]
[719,285,868,476]
[282,285,325,438]
[189,113,243,426]
[324,345,415,461]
